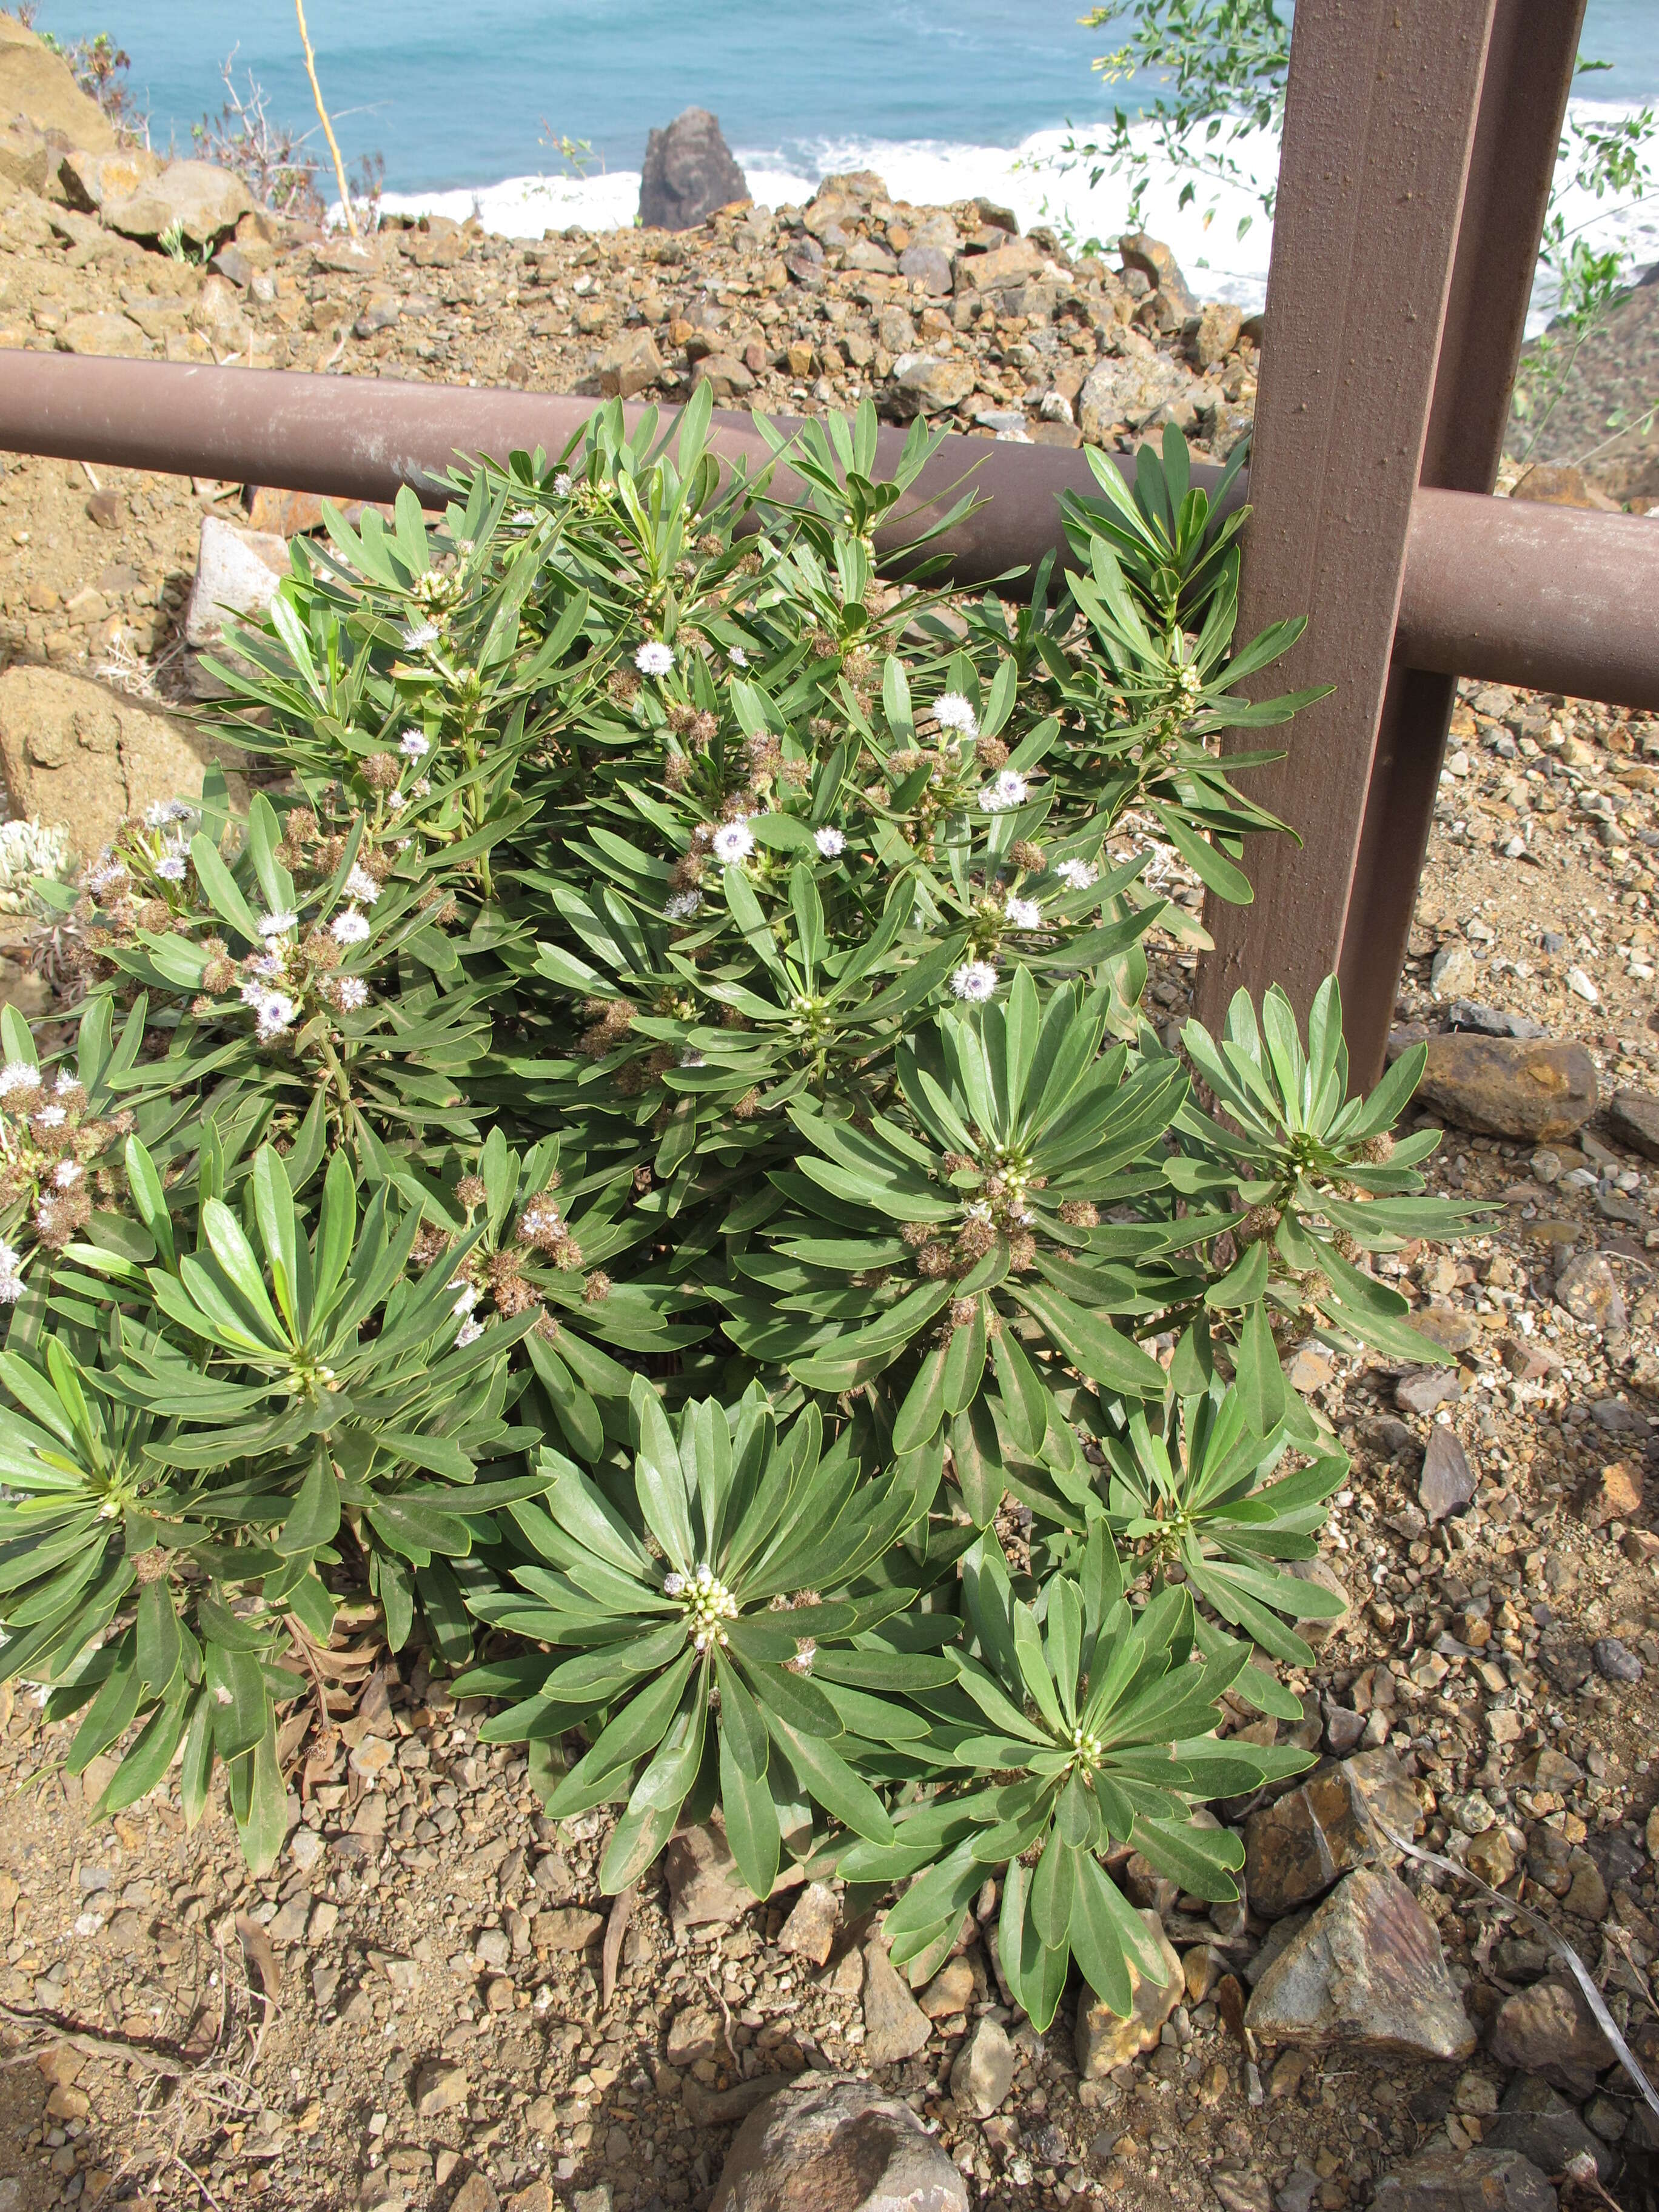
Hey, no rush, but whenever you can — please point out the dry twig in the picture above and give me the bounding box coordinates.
[602,1883,635,2010]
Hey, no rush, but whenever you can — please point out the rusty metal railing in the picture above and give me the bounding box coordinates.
[4,352,1654,717]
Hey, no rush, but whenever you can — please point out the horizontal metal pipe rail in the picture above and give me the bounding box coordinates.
[2,354,1657,708]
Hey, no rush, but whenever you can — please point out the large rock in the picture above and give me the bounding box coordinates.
[638,109,747,232]
[0,666,244,860]
[1191,300,1244,368]
[949,2016,1014,2118]
[1510,463,1620,514]
[711,2074,968,2212]
[1244,1865,1476,2059]
[952,238,1047,295]
[57,143,160,214]
[57,311,146,358]
[898,241,953,294]
[1244,1759,1376,1917]
[1419,1428,1477,1523]
[691,353,756,401]
[1553,1252,1626,1336]
[886,353,975,419]
[663,1818,754,1932]
[0,20,116,152]
[860,1939,931,2065]
[1409,1033,1597,1142]
[0,118,52,193]
[184,515,290,697]
[776,1882,838,1969]
[1078,350,1192,443]
[1119,232,1199,314]
[1076,1906,1182,2076]
[1487,1976,1614,2099]
[1370,2148,1555,2212]
[1485,2075,1616,2185]
[102,159,253,250]
[594,328,663,400]
[1609,1088,1659,1162]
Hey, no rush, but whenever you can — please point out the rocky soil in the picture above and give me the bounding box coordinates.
[4,33,1659,2212]
[1504,268,1659,508]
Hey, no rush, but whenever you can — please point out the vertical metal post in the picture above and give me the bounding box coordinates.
[1194,0,1497,1054]
[1336,1,1586,1076]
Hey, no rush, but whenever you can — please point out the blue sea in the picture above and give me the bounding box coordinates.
[25,1,1659,318]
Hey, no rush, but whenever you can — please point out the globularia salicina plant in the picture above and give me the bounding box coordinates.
[2,389,1477,2029]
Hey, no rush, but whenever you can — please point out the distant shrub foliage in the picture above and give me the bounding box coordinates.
[1,398,1474,2025]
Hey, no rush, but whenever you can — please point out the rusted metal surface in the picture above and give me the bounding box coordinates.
[1341,0,1588,1078]
[0,350,1239,591]
[5,349,1655,692]
[1193,0,1499,1074]
[1396,488,1659,704]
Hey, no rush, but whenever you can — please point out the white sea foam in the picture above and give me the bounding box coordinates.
[374,99,1656,338]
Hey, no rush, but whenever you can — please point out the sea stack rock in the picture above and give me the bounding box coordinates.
[638,107,748,230]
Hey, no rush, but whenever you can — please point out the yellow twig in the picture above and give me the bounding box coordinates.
[293,0,358,241]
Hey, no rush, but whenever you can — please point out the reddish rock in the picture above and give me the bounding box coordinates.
[1584,1459,1643,1527]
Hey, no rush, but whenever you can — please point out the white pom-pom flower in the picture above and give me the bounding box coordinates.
[1004,896,1042,930]
[634,640,675,676]
[980,770,1029,813]
[933,691,979,737]
[951,961,998,1003]
[711,820,756,863]
[1056,857,1099,890]
[814,826,846,857]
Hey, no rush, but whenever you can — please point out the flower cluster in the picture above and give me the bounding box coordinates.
[663,1563,740,1653]
[0,1059,127,1269]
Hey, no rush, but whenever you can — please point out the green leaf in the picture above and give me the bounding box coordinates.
[209,1645,269,1762]
[893,1342,948,1454]
[950,1398,1005,1527]
[990,1325,1048,1454]
[1149,802,1253,903]
[235,1711,290,1876]
[189,831,261,943]
[198,1199,287,1346]
[720,1724,780,1900]
[631,1378,695,1574]
[179,1687,215,1828]
[135,1580,182,1694]
[1008,1282,1167,1397]
[766,1715,893,1844]
[940,1296,987,1416]
[97,1683,189,1817]
[278,1451,341,1554]
[1235,1299,1287,1435]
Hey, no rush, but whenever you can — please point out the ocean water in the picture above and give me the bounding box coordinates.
[28,1,1659,324]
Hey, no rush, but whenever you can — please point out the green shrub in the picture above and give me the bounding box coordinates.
[1,392,1476,2029]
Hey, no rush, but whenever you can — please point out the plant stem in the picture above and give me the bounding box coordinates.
[292,0,358,241]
